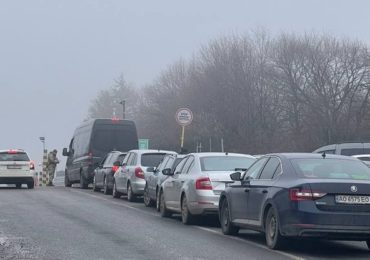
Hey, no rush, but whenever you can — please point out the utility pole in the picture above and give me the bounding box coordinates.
[221,138,224,152]
[119,100,126,120]
[209,137,212,152]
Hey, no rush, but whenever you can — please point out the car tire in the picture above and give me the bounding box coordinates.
[112,181,121,199]
[181,195,196,225]
[93,176,100,192]
[103,177,112,195]
[16,183,22,189]
[127,183,136,202]
[366,240,370,250]
[265,207,285,250]
[156,188,160,212]
[80,172,88,189]
[144,184,154,207]
[220,198,239,235]
[159,190,172,218]
[65,172,72,187]
[27,180,34,189]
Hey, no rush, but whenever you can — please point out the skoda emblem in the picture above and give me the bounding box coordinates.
[350,186,358,193]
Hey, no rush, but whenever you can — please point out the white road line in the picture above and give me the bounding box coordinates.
[68,188,305,260]
[195,226,305,260]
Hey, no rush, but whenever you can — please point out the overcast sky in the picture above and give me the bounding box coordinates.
[1,0,370,169]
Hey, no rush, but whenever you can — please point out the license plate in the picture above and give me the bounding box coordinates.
[335,195,370,204]
[7,165,21,169]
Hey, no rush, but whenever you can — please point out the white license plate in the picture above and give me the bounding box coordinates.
[7,165,21,169]
[335,195,370,204]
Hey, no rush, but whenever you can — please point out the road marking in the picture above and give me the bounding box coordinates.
[68,188,305,260]
[195,226,305,260]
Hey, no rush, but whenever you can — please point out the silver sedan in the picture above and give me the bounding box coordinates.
[158,152,256,224]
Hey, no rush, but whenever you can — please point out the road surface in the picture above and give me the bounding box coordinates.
[1,186,370,260]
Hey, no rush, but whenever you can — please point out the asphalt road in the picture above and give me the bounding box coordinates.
[1,186,370,260]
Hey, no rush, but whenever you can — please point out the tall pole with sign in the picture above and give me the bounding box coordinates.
[175,108,193,153]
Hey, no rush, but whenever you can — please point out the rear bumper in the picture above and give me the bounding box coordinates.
[0,176,34,184]
[188,192,220,215]
[131,178,145,195]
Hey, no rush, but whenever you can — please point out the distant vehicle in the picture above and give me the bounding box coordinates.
[144,153,185,209]
[63,119,138,189]
[52,170,65,186]
[158,152,256,224]
[0,149,35,189]
[313,142,370,156]
[352,154,370,167]
[112,149,176,201]
[93,151,127,194]
[219,153,370,250]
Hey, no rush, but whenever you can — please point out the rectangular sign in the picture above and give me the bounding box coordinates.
[138,139,149,150]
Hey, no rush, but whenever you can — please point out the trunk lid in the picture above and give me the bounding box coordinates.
[204,171,235,195]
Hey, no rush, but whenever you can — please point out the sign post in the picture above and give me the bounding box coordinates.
[175,108,193,152]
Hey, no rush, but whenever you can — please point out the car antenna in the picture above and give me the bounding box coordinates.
[322,152,326,159]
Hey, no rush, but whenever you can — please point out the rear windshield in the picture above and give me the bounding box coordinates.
[141,153,167,167]
[92,125,138,153]
[200,156,256,171]
[291,158,370,180]
[0,152,29,162]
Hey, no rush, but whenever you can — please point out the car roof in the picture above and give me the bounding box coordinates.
[127,149,177,154]
[188,152,255,158]
[268,153,358,161]
[0,149,26,153]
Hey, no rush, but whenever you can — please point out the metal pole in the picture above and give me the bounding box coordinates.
[120,100,126,120]
[209,137,212,152]
[180,126,185,149]
[221,138,224,152]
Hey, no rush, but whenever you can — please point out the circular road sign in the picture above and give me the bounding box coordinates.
[176,108,193,126]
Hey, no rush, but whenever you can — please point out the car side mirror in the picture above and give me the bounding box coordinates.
[230,172,242,181]
[162,168,174,176]
[113,160,121,167]
[62,148,69,156]
[147,167,155,173]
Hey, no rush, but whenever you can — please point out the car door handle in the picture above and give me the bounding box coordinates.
[244,188,250,192]
[262,190,268,194]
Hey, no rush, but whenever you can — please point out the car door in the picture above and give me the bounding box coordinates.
[116,153,131,191]
[172,156,195,211]
[247,157,281,224]
[123,152,137,192]
[96,155,109,186]
[164,157,188,209]
[148,157,169,198]
[229,157,268,223]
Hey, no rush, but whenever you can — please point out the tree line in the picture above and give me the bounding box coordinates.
[88,31,370,154]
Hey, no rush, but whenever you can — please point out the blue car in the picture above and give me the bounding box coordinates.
[219,153,370,250]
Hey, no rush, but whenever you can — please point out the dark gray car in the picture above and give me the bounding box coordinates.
[143,154,185,209]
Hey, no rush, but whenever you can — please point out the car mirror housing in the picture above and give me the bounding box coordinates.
[230,171,242,181]
[162,168,174,176]
[62,148,69,156]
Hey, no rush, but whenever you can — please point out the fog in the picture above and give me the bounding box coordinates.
[1,0,370,169]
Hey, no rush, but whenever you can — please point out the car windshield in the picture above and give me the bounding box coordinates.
[200,156,256,171]
[141,153,167,167]
[291,158,370,180]
[0,152,29,162]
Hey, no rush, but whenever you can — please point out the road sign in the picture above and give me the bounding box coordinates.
[138,139,149,150]
[175,108,193,126]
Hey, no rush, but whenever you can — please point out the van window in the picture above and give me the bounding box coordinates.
[341,148,364,156]
[92,125,137,154]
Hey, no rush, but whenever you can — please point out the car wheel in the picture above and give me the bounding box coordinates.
[80,172,88,189]
[103,177,112,195]
[16,183,22,189]
[112,181,121,198]
[159,190,172,218]
[181,195,195,225]
[144,184,154,207]
[127,183,136,202]
[93,176,100,192]
[156,188,160,212]
[65,172,72,187]
[265,207,285,250]
[27,180,34,189]
[220,198,239,235]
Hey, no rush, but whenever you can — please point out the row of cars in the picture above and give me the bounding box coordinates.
[91,147,370,250]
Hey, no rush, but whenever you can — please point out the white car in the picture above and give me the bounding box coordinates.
[0,149,35,189]
[352,154,370,167]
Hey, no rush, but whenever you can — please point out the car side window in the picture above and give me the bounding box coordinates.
[181,156,194,174]
[123,153,132,165]
[100,155,108,166]
[157,157,169,172]
[165,157,175,169]
[259,157,280,180]
[174,158,188,174]
[244,157,268,180]
[130,153,137,165]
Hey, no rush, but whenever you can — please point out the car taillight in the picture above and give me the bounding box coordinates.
[289,188,326,201]
[135,167,145,179]
[195,177,212,190]
[112,165,119,173]
[30,161,35,170]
